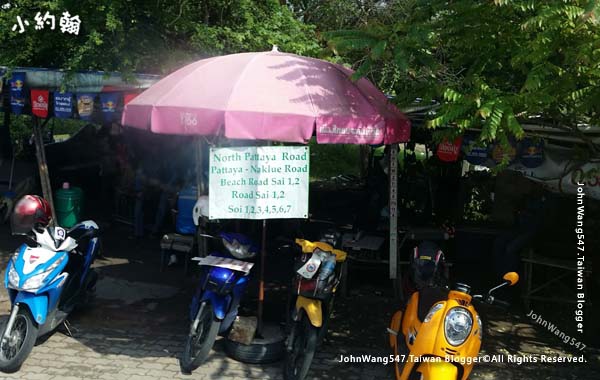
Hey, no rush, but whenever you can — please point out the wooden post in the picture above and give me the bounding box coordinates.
[389,145,399,293]
[32,116,57,224]
[1,88,13,161]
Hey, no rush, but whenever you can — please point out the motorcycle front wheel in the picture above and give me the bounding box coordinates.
[283,314,318,380]
[0,308,38,373]
[180,302,221,373]
[317,295,335,346]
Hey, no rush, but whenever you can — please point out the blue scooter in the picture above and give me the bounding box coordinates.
[181,229,257,373]
[0,221,100,372]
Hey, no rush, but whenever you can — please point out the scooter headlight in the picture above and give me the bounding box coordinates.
[21,271,49,290]
[12,249,20,263]
[476,313,483,340]
[424,303,444,323]
[444,307,473,346]
[21,255,65,291]
[8,265,20,288]
[222,238,256,260]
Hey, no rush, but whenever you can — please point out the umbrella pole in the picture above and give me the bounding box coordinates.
[195,137,207,257]
[257,219,267,337]
[195,137,204,195]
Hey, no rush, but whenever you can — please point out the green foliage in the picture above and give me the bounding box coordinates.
[0,0,319,75]
[326,0,600,155]
[0,111,86,157]
[308,140,361,180]
[463,181,493,223]
[189,0,319,57]
[287,0,392,32]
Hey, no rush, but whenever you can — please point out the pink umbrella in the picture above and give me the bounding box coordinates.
[122,49,410,144]
[121,49,411,345]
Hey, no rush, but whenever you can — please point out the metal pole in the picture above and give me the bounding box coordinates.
[32,116,57,224]
[256,141,271,337]
[257,218,267,337]
[389,145,399,293]
[196,137,204,196]
[196,137,207,257]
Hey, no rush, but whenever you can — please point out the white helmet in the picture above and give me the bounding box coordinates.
[193,196,209,226]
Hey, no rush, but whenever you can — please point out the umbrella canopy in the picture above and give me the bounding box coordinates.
[122,49,410,144]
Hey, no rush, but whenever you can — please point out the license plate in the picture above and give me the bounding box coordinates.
[296,251,322,279]
[192,255,254,274]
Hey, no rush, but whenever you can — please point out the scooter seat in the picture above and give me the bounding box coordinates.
[417,286,449,322]
[66,228,88,241]
[67,226,97,242]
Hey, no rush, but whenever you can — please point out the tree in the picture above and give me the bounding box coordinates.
[286,0,389,31]
[189,0,319,57]
[0,0,319,75]
[0,0,320,158]
[327,0,600,156]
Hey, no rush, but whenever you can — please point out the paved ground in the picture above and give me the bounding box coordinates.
[0,302,598,380]
[0,224,598,379]
[0,224,394,380]
[0,323,391,380]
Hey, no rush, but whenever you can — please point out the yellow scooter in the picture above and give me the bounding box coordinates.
[283,239,347,380]
[388,272,519,380]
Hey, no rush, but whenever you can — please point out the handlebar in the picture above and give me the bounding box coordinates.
[196,233,221,241]
[275,237,295,251]
[493,299,510,308]
[308,218,354,230]
[472,294,510,308]
[400,228,451,241]
[81,228,99,240]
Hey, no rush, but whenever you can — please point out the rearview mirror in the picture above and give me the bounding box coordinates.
[503,272,519,286]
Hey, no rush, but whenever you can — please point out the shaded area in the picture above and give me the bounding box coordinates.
[0,217,598,379]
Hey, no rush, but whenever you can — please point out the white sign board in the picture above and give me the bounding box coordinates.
[209,146,309,219]
[509,145,600,200]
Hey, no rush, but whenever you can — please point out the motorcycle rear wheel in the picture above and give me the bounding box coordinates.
[0,308,38,373]
[180,302,221,373]
[283,314,318,380]
[78,270,98,311]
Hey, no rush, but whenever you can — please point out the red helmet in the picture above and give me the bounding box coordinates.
[10,195,52,235]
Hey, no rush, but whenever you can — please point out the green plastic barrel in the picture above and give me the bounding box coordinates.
[55,187,83,228]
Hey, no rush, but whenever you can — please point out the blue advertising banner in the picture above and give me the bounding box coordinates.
[76,93,95,120]
[10,72,26,115]
[100,93,119,122]
[462,134,489,165]
[491,139,518,164]
[53,92,73,118]
[519,138,544,168]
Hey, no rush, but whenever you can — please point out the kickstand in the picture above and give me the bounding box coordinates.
[62,320,73,337]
